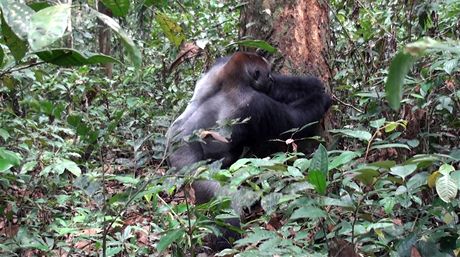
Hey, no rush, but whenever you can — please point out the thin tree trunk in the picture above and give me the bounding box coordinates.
[98,1,113,78]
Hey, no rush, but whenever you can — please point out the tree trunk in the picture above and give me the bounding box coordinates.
[98,1,113,78]
[240,0,333,142]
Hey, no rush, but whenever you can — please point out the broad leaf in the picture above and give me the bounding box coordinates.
[27,2,52,11]
[438,163,455,176]
[0,147,21,166]
[385,51,415,111]
[261,192,281,214]
[230,40,277,54]
[330,129,372,142]
[354,168,379,186]
[290,206,326,220]
[0,128,9,141]
[1,16,27,61]
[54,159,81,176]
[0,159,13,172]
[435,175,458,203]
[0,1,34,39]
[370,143,411,150]
[390,164,417,180]
[35,48,121,66]
[101,0,130,17]
[155,12,185,47]
[28,4,71,50]
[309,144,328,174]
[93,9,142,69]
[157,229,185,252]
[329,151,360,170]
[308,170,327,195]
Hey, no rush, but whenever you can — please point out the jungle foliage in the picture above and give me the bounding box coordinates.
[0,0,459,256]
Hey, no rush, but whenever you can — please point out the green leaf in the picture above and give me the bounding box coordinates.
[0,1,34,39]
[28,4,71,50]
[113,175,139,185]
[370,143,411,150]
[230,40,277,54]
[329,151,360,170]
[308,170,326,195]
[155,12,185,47]
[287,166,303,177]
[290,206,326,220]
[321,197,354,208]
[310,144,328,174]
[330,129,372,142]
[451,171,460,188]
[27,2,52,12]
[1,15,27,61]
[261,192,281,214]
[384,122,399,132]
[0,159,13,172]
[157,229,185,252]
[435,175,458,203]
[93,9,142,69]
[235,228,274,246]
[370,118,386,128]
[35,48,121,66]
[0,147,21,166]
[368,160,396,169]
[0,45,4,66]
[101,0,130,17]
[390,164,417,180]
[438,163,455,176]
[0,128,9,141]
[385,51,415,111]
[354,168,379,186]
[55,159,81,176]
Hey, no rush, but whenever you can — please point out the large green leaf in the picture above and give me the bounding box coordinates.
[0,1,34,39]
[390,164,417,180]
[157,229,185,252]
[328,151,360,170]
[27,2,52,12]
[309,144,328,174]
[155,12,185,47]
[0,147,21,166]
[35,48,121,66]
[93,9,142,69]
[230,40,277,54]
[330,129,372,142]
[290,206,326,220]
[308,170,327,195]
[101,0,130,17]
[435,175,458,203]
[1,16,27,61]
[28,4,71,50]
[385,51,415,111]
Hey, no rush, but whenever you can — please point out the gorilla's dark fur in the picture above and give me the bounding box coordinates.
[166,52,331,249]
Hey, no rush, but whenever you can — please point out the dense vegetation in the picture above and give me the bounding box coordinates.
[0,1,459,256]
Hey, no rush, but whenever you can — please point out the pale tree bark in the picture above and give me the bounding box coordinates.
[97,1,113,78]
[240,0,333,142]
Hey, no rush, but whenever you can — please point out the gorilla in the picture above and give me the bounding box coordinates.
[166,52,331,249]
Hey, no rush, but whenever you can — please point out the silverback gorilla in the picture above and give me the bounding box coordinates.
[166,52,331,249]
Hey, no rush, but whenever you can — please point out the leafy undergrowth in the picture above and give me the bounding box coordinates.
[1,0,460,257]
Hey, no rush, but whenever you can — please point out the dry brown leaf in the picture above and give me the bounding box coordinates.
[410,246,422,257]
[200,130,229,143]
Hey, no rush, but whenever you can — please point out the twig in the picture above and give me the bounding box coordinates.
[0,61,45,78]
[332,94,364,113]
